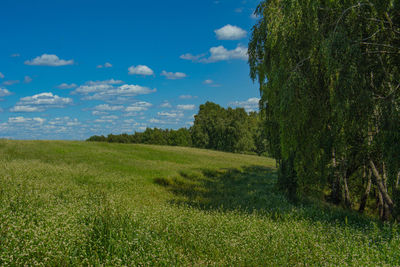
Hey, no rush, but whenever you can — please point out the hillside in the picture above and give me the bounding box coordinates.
[0,140,399,265]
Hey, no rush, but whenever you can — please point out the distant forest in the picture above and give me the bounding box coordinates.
[87,101,269,156]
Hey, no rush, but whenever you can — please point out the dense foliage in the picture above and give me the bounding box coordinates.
[87,101,269,155]
[249,0,400,220]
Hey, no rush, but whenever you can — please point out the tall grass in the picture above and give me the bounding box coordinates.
[0,140,398,265]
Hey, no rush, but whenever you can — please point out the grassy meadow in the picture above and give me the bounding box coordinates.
[0,140,399,265]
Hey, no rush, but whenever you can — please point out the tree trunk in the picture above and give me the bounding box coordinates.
[359,168,372,213]
[343,173,352,209]
[369,160,394,219]
[377,190,384,219]
[330,148,341,204]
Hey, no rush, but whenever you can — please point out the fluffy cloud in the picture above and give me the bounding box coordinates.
[214,24,247,40]
[161,70,187,80]
[9,116,46,124]
[73,79,154,103]
[86,79,123,85]
[25,54,74,66]
[10,106,40,112]
[48,117,80,127]
[1,116,86,140]
[179,95,197,99]
[157,111,184,118]
[177,104,195,110]
[57,83,77,89]
[0,88,12,98]
[92,110,108,116]
[128,65,154,76]
[160,101,172,108]
[203,79,221,87]
[125,101,152,112]
[97,62,112,68]
[229,97,260,112]
[181,45,248,63]
[93,104,124,111]
[148,118,179,125]
[94,115,119,123]
[0,72,4,79]
[179,53,205,61]
[10,92,73,112]
[3,80,19,86]
[207,45,248,62]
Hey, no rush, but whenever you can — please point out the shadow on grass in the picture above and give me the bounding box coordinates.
[154,165,394,235]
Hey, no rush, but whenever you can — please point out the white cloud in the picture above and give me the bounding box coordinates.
[86,79,123,85]
[75,83,113,94]
[179,53,205,61]
[8,116,46,124]
[125,101,152,112]
[24,76,32,83]
[203,79,221,87]
[124,119,136,124]
[57,83,77,89]
[0,88,12,98]
[73,79,154,103]
[149,118,168,124]
[215,24,247,40]
[157,111,184,118]
[101,115,118,120]
[94,115,118,123]
[92,110,108,116]
[128,65,154,76]
[47,117,81,127]
[3,80,19,86]
[10,92,73,112]
[160,101,172,108]
[10,53,20,57]
[0,72,4,79]
[177,104,195,110]
[97,62,112,68]
[229,97,260,112]
[10,106,41,112]
[179,95,197,99]
[207,45,248,62]
[25,54,74,66]
[93,104,124,111]
[1,116,86,140]
[181,45,248,63]
[161,70,187,80]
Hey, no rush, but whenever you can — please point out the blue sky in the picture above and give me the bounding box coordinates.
[0,0,261,140]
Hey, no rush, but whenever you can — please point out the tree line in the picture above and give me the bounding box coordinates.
[87,101,269,156]
[249,0,399,221]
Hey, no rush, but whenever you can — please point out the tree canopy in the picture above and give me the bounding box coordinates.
[249,0,400,220]
[87,101,269,156]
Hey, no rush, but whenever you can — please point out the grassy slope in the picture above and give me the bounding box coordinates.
[0,140,399,266]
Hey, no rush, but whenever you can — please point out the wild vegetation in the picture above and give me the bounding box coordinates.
[249,0,400,221]
[0,140,399,265]
[88,101,268,155]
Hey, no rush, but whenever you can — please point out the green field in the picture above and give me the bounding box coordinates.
[0,140,399,265]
